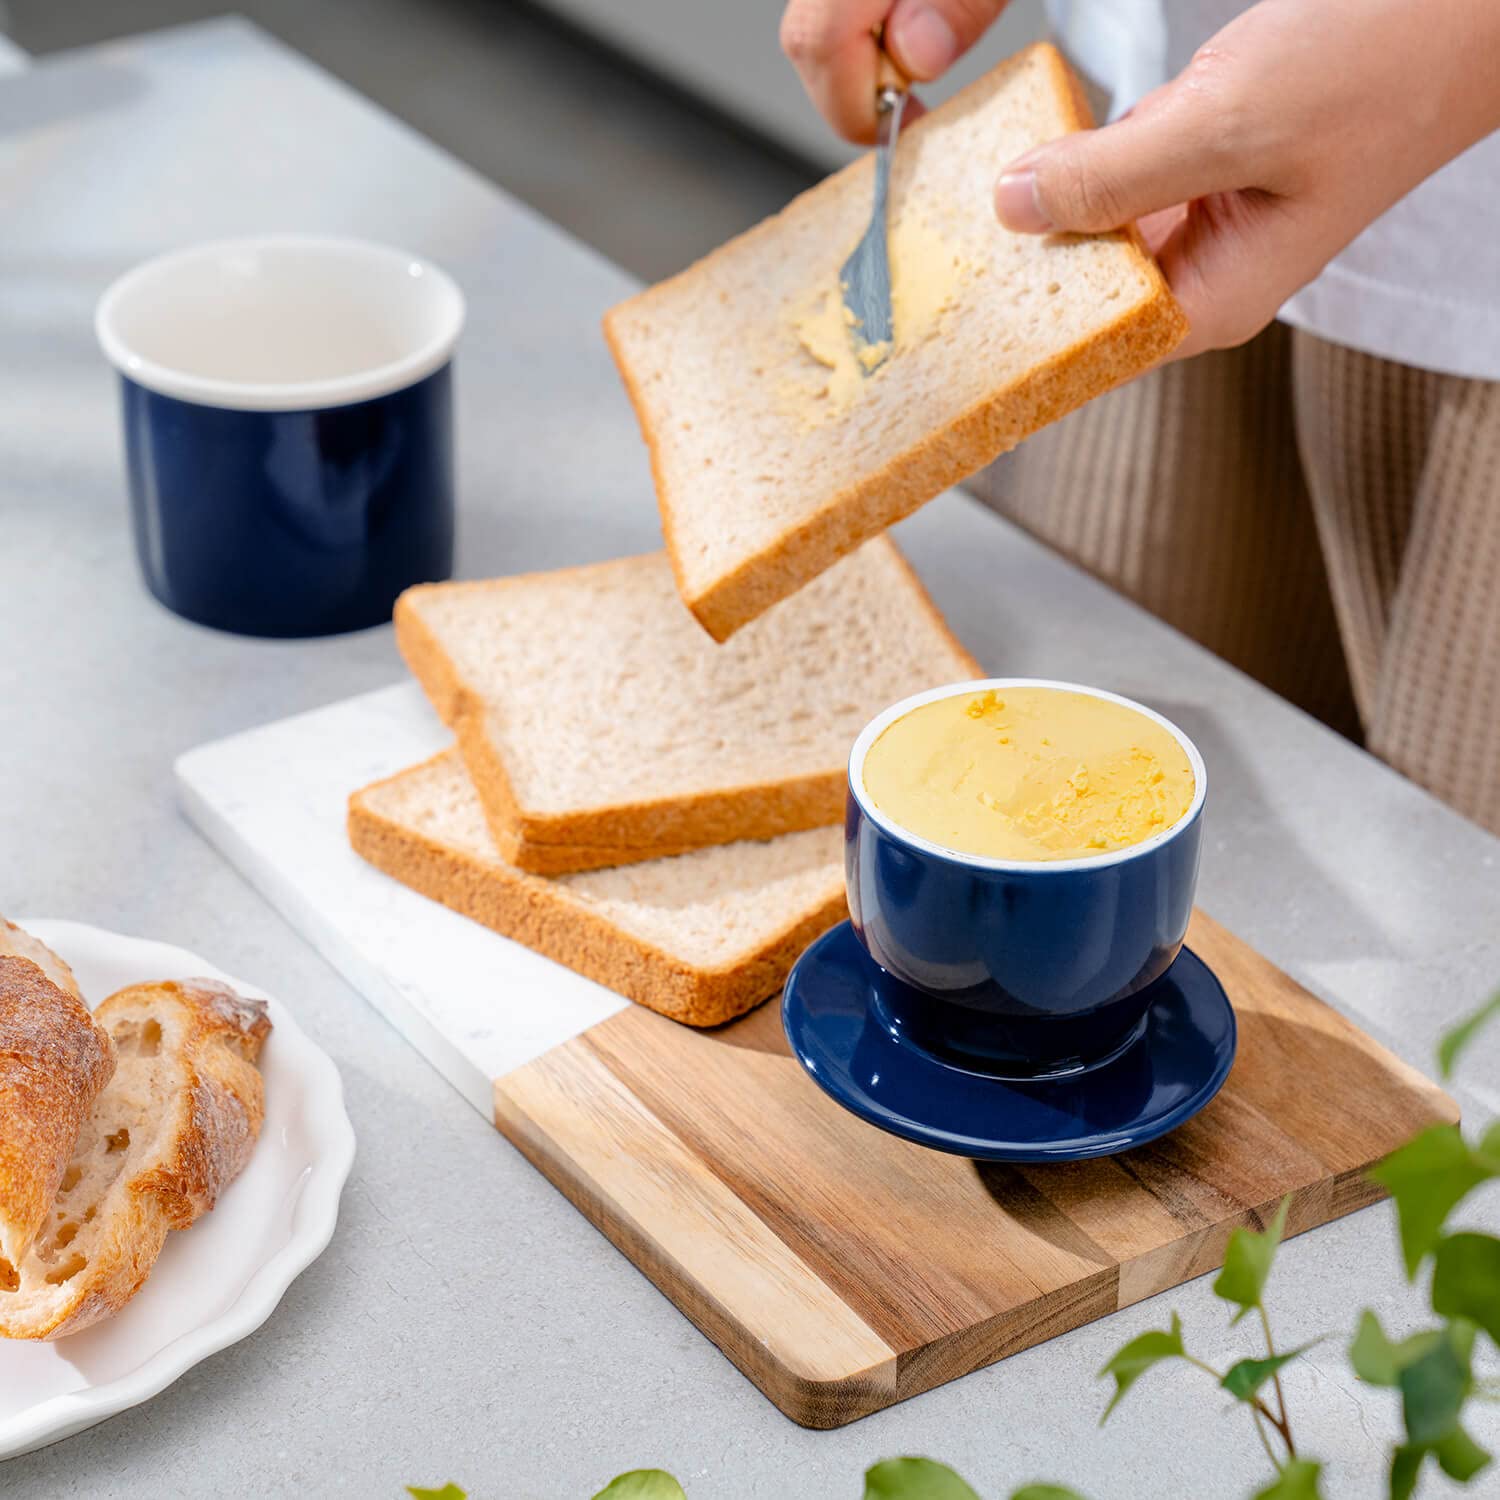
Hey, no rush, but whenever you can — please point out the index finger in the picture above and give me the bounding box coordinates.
[780,0,893,144]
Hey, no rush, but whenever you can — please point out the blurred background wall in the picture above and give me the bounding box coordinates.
[1,0,1042,280]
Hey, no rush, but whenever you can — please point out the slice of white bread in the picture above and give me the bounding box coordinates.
[348,750,846,1028]
[604,43,1186,641]
[0,979,270,1340]
[395,534,979,875]
[1,917,83,1001]
[0,953,115,1294]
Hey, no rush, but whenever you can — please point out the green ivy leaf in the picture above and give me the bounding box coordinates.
[1221,1343,1315,1401]
[1432,1233,1500,1344]
[1389,1444,1425,1500]
[593,1472,688,1500]
[1368,1125,1498,1277]
[1399,1321,1474,1445]
[407,1487,467,1500]
[1433,1424,1492,1482]
[1251,1457,1323,1499]
[1349,1310,1442,1388]
[1098,1311,1185,1421]
[1438,991,1500,1078]
[1388,1425,1491,1500]
[864,1458,981,1499]
[1214,1199,1290,1321]
[1010,1488,1090,1500]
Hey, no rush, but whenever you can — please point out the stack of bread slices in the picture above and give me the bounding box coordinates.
[349,537,979,1026]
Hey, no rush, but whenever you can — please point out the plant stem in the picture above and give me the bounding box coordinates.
[1251,1406,1284,1474]
[1183,1353,1296,1464]
[1257,1302,1296,1459]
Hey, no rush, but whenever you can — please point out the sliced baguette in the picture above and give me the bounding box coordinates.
[605,43,1186,640]
[349,750,846,1028]
[395,535,979,874]
[0,953,114,1293]
[1,917,83,1001]
[0,979,270,1340]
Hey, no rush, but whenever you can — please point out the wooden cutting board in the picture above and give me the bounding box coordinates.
[177,688,1457,1430]
[492,911,1455,1428]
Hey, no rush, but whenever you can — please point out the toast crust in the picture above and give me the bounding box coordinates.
[396,540,981,874]
[348,752,848,1028]
[0,956,115,1291]
[0,980,270,1340]
[603,42,1188,641]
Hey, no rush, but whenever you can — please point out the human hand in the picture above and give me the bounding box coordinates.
[780,0,1011,143]
[994,0,1500,358]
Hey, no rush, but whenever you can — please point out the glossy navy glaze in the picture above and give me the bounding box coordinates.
[783,921,1236,1162]
[845,790,1203,1075]
[120,364,454,637]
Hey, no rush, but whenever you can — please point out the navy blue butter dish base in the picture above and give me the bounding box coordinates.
[783,922,1237,1162]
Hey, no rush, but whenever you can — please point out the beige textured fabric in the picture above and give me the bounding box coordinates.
[1296,337,1500,832]
[971,323,1500,835]
[972,323,1361,735]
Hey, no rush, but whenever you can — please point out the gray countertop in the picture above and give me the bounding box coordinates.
[1,20,1496,1500]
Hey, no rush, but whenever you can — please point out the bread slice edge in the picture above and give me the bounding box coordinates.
[403,539,981,873]
[348,753,848,1028]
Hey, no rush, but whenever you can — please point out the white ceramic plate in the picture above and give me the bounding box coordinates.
[0,920,356,1460]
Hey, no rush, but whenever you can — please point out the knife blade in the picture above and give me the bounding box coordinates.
[840,49,909,376]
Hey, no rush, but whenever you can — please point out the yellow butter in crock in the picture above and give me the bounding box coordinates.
[863,686,1195,862]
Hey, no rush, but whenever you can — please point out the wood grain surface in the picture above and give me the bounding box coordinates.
[492,911,1456,1428]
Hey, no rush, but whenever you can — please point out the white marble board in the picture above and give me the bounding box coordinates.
[174,683,629,1118]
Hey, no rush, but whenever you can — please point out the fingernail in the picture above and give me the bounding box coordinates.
[995,168,1053,233]
[891,6,959,78]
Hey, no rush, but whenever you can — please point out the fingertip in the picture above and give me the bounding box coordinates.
[886,3,959,81]
[994,168,1053,234]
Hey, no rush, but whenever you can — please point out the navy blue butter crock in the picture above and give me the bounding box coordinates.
[97,236,464,638]
[845,679,1207,1080]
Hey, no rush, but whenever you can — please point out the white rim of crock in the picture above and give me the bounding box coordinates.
[848,677,1208,875]
[94,234,466,411]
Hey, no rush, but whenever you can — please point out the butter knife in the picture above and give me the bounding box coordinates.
[840,44,910,375]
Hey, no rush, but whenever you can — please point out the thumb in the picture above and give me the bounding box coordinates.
[885,0,1011,82]
[995,79,1240,234]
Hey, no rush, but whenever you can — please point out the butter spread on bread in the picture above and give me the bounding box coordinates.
[787,211,967,420]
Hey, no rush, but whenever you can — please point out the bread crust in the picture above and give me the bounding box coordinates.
[1,918,84,1001]
[603,42,1188,642]
[348,753,848,1028]
[0,979,270,1340]
[0,956,115,1291]
[395,539,980,874]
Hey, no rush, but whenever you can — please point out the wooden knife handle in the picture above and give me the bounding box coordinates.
[872,24,911,95]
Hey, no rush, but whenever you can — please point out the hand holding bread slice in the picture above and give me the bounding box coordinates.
[605,44,1185,639]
